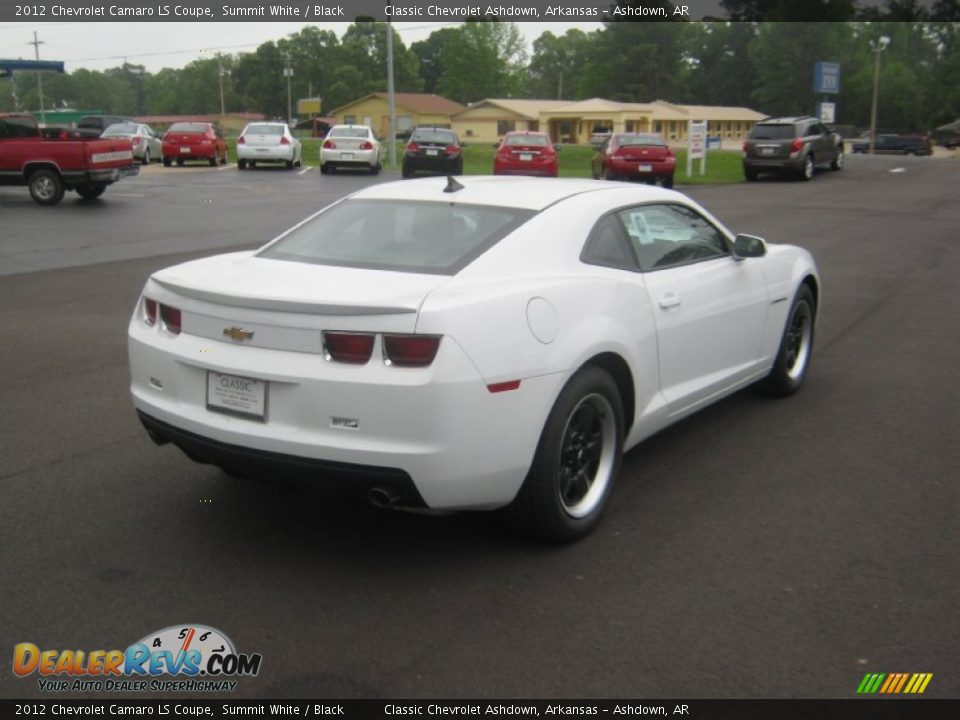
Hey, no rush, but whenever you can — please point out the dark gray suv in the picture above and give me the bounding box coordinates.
[743,117,843,181]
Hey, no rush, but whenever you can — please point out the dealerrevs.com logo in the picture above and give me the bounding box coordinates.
[13,624,262,693]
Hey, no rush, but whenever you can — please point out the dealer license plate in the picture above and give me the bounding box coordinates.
[761,147,776,156]
[426,149,439,156]
[520,153,533,161]
[341,152,354,160]
[180,146,191,153]
[638,164,652,172]
[206,371,267,421]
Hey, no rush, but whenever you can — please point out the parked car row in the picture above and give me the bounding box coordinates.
[851,133,933,155]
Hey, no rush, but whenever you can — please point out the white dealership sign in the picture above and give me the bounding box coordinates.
[687,120,707,176]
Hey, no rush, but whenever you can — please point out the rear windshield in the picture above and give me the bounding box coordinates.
[168,123,209,133]
[259,199,535,275]
[411,129,457,144]
[103,124,138,135]
[617,134,665,146]
[329,127,369,138]
[245,124,283,135]
[749,124,796,140]
[505,134,549,147]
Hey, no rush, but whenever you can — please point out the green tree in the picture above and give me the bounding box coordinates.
[437,21,528,103]
[526,29,594,100]
[411,27,460,94]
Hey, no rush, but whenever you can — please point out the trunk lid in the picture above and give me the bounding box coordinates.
[148,252,450,351]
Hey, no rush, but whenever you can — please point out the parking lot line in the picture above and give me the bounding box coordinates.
[298,167,312,176]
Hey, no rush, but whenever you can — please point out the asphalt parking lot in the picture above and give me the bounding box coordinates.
[1,155,958,699]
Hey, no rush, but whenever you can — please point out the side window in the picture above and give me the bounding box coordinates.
[581,214,637,271]
[617,204,729,271]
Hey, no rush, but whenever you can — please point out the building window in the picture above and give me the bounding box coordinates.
[344,114,356,125]
[497,120,515,136]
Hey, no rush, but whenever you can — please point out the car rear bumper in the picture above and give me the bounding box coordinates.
[237,145,295,162]
[743,154,804,171]
[321,149,378,167]
[403,154,460,173]
[163,144,217,160]
[607,158,675,178]
[63,165,139,184]
[128,319,559,510]
[494,161,557,177]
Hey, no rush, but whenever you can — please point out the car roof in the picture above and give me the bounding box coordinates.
[347,176,679,212]
[757,116,814,124]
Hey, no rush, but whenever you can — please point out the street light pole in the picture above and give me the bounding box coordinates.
[284,53,293,126]
[868,35,890,155]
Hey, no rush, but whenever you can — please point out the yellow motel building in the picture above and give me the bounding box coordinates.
[330,93,766,145]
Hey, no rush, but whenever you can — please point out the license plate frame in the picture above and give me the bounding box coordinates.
[638,163,653,172]
[520,153,533,161]
[341,152,354,160]
[426,149,439,156]
[206,371,268,422]
[180,146,191,153]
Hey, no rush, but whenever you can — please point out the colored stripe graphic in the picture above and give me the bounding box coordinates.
[857,672,932,694]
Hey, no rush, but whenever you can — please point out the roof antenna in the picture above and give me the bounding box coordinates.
[444,176,464,193]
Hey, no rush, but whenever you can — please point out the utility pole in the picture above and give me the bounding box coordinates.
[218,56,226,120]
[386,20,397,169]
[868,36,890,155]
[29,31,45,125]
[283,53,293,126]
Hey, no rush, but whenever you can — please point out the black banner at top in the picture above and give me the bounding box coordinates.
[0,0,954,23]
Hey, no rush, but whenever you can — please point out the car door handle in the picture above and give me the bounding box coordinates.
[659,293,681,309]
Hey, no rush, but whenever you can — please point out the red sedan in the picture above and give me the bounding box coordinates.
[592,132,675,187]
[493,131,558,177]
[162,122,228,167]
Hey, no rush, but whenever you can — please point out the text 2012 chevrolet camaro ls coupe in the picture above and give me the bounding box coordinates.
[128,177,819,542]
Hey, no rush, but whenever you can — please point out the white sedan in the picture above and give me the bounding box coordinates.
[236,122,302,170]
[320,125,384,175]
[128,177,819,542]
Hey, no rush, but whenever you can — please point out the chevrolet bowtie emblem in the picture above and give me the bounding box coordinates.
[223,327,254,341]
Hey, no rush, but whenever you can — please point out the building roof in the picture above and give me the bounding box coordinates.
[330,93,466,117]
[453,98,572,120]
[652,101,766,122]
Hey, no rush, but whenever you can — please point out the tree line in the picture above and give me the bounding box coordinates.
[2,18,959,132]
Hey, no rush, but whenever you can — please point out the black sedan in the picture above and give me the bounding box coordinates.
[402,127,463,178]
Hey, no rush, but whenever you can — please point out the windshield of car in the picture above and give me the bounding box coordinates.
[168,123,209,133]
[103,124,138,136]
[617,134,665,146]
[259,199,535,275]
[329,127,370,138]
[749,124,796,140]
[504,134,549,147]
[411,129,457,144]
[245,124,284,135]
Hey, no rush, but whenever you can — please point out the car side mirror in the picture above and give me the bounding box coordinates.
[733,234,767,259]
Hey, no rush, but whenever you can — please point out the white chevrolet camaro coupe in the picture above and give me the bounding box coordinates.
[128,177,819,542]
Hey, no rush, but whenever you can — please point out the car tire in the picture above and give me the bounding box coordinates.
[209,156,217,167]
[286,160,295,169]
[141,149,150,166]
[603,168,617,181]
[28,169,65,206]
[661,176,674,189]
[320,163,329,175]
[370,163,380,176]
[163,157,172,167]
[75,183,106,200]
[454,160,464,176]
[176,158,184,167]
[762,284,816,397]
[744,168,759,181]
[831,150,843,171]
[505,366,624,543]
[799,154,814,181]
[238,159,247,170]
[402,164,413,179]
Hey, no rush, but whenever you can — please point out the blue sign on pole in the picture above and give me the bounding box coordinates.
[814,62,841,94]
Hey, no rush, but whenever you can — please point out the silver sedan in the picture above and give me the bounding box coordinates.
[102,123,162,164]
[320,125,384,175]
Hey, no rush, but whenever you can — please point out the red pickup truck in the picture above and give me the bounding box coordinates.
[0,113,139,205]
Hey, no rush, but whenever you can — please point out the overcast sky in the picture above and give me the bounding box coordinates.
[0,22,592,73]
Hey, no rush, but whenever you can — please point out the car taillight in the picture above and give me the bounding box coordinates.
[237,136,245,144]
[323,332,375,364]
[144,297,158,326]
[383,335,441,368]
[445,144,460,155]
[160,304,181,335]
[405,142,419,153]
[131,137,141,146]
[359,141,373,150]
[280,136,290,145]
[790,138,805,153]
[322,139,335,149]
